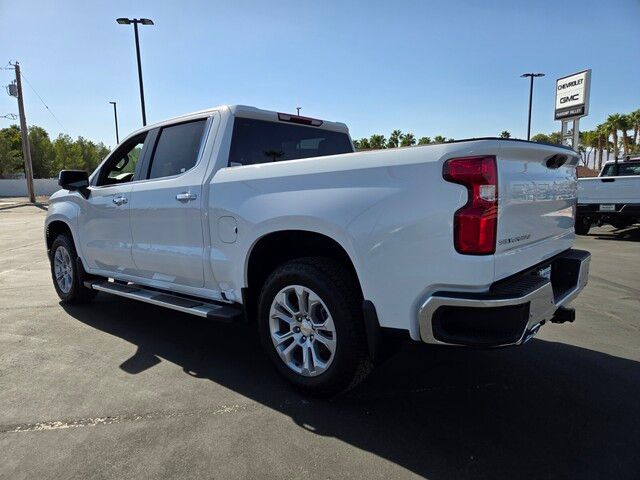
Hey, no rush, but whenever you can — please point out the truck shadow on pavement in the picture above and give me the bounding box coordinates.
[588,225,640,242]
[62,297,640,480]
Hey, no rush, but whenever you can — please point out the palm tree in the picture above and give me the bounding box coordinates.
[630,109,640,145]
[355,138,370,150]
[418,137,431,145]
[388,130,402,148]
[620,114,632,156]
[369,134,386,149]
[400,133,416,147]
[499,131,511,139]
[595,124,608,171]
[606,113,625,159]
[581,130,599,168]
[433,135,446,144]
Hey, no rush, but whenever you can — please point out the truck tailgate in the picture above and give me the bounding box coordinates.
[494,141,579,280]
[578,176,640,204]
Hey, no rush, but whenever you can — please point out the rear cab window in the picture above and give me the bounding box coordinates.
[600,162,640,177]
[228,117,353,167]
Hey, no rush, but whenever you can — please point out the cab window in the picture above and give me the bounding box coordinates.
[147,120,207,180]
[96,132,147,186]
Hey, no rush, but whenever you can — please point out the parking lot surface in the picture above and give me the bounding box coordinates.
[1,202,639,479]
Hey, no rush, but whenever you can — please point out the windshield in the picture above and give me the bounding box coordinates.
[228,117,353,166]
[601,162,640,177]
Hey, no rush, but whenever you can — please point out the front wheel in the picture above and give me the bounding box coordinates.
[575,216,591,235]
[50,234,97,304]
[257,258,371,397]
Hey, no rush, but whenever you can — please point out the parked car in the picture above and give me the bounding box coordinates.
[45,105,591,396]
[576,157,640,234]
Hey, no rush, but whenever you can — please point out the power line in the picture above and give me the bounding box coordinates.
[16,66,67,132]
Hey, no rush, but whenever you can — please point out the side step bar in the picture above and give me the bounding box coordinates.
[84,280,242,322]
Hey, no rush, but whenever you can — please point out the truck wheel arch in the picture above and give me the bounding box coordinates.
[244,230,364,313]
[46,220,75,257]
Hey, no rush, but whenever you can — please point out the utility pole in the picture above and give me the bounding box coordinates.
[11,62,36,203]
[296,107,301,116]
[109,101,120,143]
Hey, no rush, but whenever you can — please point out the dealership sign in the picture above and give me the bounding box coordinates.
[554,69,591,120]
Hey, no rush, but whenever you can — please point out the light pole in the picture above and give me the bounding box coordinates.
[520,73,544,140]
[296,107,301,115]
[117,17,154,126]
[109,101,119,144]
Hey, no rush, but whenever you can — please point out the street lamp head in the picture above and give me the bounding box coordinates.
[109,101,116,105]
[521,72,545,78]
[139,18,154,25]
[116,17,131,24]
[533,73,545,77]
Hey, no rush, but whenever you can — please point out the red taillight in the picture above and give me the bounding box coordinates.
[443,156,498,255]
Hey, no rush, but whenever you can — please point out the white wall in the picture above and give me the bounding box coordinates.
[0,178,60,197]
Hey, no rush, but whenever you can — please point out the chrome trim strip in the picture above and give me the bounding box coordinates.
[418,251,591,347]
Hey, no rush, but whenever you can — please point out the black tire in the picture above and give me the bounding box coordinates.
[575,216,591,235]
[49,233,98,304]
[257,257,372,397]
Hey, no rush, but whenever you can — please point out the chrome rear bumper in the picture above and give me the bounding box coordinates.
[418,249,591,347]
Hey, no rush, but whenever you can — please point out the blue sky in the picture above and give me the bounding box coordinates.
[1,0,638,147]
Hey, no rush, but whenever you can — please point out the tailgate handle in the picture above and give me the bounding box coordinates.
[601,178,615,183]
[545,154,567,169]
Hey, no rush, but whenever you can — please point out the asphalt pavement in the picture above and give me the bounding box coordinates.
[1,201,638,479]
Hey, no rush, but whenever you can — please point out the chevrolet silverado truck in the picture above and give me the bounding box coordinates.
[576,157,640,234]
[45,105,591,396]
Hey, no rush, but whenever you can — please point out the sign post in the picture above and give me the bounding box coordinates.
[554,69,591,150]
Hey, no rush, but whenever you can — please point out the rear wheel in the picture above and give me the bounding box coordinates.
[257,257,371,397]
[50,234,97,304]
[575,216,591,235]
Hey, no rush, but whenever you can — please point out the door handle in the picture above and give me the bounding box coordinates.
[176,192,197,201]
[112,195,128,206]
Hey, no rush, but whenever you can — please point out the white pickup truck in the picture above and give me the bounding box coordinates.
[45,105,590,396]
[576,157,640,234]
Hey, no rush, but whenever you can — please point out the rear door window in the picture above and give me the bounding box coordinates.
[228,118,353,166]
[147,119,207,180]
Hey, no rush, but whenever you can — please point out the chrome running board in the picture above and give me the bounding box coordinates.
[84,280,242,322]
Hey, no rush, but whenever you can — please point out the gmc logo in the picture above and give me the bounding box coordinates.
[560,94,580,104]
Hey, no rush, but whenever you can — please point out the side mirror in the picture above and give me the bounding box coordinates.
[58,170,89,191]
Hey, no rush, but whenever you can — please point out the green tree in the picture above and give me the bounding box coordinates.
[580,130,598,168]
[28,126,55,178]
[417,137,431,145]
[531,133,551,143]
[355,137,371,150]
[606,113,625,159]
[630,109,640,145]
[0,127,22,177]
[499,131,511,138]
[433,135,446,144]
[388,130,402,148]
[369,134,386,149]
[400,132,416,147]
[53,134,83,171]
[620,114,632,156]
